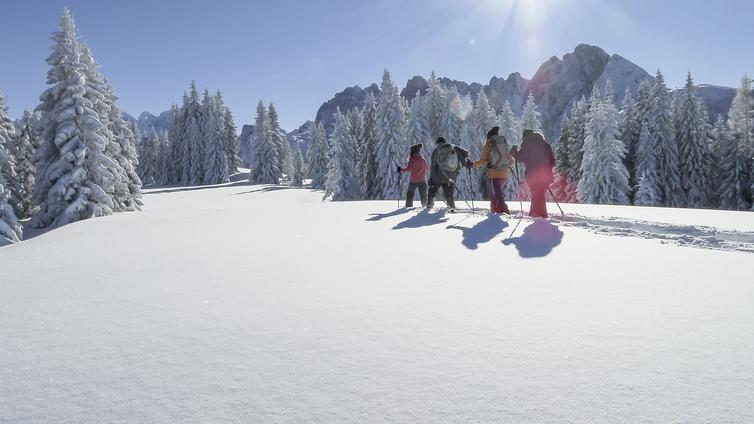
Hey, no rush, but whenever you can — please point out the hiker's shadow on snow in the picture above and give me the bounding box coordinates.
[366,208,411,222]
[447,214,509,250]
[503,220,563,258]
[393,210,449,230]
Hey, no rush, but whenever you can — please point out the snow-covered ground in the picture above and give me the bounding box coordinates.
[2,178,754,423]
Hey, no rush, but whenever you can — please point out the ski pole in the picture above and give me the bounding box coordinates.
[547,186,565,217]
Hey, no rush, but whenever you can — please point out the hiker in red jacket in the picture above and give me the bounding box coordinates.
[511,129,556,218]
[398,143,429,208]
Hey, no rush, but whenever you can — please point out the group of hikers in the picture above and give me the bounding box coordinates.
[398,127,556,218]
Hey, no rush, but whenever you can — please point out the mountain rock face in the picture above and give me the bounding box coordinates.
[486,72,530,115]
[527,44,612,136]
[287,120,314,157]
[697,85,737,121]
[314,84,380,133]
[309,44,734,140]
[123,111,171,137]
[595,54,654,105]
[401,76,483,101]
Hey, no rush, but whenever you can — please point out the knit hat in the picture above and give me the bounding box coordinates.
[522,129,535,139]
[409,143,423,155]
[486,126,500,138]
[436,137,447,144]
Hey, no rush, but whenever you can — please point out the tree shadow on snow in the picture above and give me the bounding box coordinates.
[392,209,449,230]
[366,208,411,222]
[447,214,509,250]
[231,186,297,196]
[145,180,252,195]
[502,219,563,258]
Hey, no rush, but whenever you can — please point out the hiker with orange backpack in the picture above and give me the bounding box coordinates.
[465,126,512,214]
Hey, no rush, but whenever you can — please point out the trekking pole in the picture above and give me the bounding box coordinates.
[454,184,474,211]
[513,162,525,216]
[547,187,565,217]
[396,171,402,209]
[466,167,476,214]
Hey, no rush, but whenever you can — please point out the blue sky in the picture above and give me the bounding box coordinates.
[1,0,753,130]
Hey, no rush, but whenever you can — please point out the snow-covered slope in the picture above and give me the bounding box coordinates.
[2,179,753,423]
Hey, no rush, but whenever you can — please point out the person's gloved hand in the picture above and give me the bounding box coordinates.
[465,159,473,169]
[397,166,402,173]
[510,145,518,154]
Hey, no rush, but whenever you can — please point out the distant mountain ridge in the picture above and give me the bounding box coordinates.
[312,44,736,140]
[123,111,171,136]
[125,44,737,154]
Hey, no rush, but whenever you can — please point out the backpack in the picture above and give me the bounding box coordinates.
[488,135,509,171]
[436,144,459,174]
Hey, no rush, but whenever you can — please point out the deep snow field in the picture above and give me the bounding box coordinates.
[2,177,754,423]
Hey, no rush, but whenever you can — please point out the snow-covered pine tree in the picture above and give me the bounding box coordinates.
[222,100,240,176]
[650,70,682,207]
[634,79,652,125]
[442,86,463,150]
[12,110,40,218]
[576,84,631,205]
[292,144,305,187]
[79,45,138,211]
[193,88,217,185]
[425,72,447,142]
[552,114,576,202]
[202,93,229,184]
[268,103,292,180]
[32,8,115,228]
[0,180,22,243]
[567,96,589,188]
[634,121,661,207]
[185,83,203,185]
[324,108,359,200]
[716,118,746,210]
[167,103,182,184]
[105,78,144,211]
[675,73,710,208]
[473,90,497,155]
[407,92,430,158]
[138,132,158,185]
[347,108,365,158]
[156,131,171,185]
[619,88,641,192]
[249,101,280,184]
[728,75,754,209]
[374,70,407,200]
[634,171,662,207]
[356,91,379,198]
[0,90,21,215]
[520,91,542,134]
[498,100,520,146]
[307,122,329,189]
[728,76,753,154]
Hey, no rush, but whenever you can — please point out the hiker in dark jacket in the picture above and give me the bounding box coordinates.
[510,129,556,218]
[398,143,429,207]
[466,126,512,214]
[427,137,469,211]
